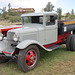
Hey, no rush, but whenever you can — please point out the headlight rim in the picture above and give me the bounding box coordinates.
[13,34,19,42]
[0,33,3,41]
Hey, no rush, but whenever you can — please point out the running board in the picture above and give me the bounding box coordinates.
[46,44,62,51]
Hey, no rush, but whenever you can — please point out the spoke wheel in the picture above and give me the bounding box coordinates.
[18,45,39,72]
[26,50,37,67]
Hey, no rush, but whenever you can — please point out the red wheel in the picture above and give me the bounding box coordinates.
[26,50,37,67]
[18,45,39,72]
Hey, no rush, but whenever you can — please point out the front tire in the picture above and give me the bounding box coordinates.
[0,56,9,64]
[18,45,39,72]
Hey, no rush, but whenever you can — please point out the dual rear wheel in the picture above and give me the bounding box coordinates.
[66,34,75,51]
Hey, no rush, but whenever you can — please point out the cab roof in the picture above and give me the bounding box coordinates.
[21,12,57,17]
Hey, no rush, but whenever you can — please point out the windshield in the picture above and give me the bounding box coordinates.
[22,16,43,25]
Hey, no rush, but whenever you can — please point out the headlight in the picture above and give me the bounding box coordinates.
[13,34,19,42]
[0,33,3,41]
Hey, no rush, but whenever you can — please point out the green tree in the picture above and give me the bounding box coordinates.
[8,3,11,15]
[66,12,70,17]
[44,2,54,12]
[70,9,75,19]
[69,15,75,19]
[71,9,74,15]
[2,7,6,19]
[57,8,62,20]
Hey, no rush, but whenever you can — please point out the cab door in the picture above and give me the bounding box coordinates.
[45,15,58,44]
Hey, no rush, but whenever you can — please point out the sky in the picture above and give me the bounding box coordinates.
[56,0,75,14]
[0,0,75,14]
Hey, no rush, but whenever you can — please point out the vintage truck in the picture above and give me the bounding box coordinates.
[0,12,75,72]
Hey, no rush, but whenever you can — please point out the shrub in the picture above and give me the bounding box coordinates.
[10,12,21,16]
[9,16,21,23]
[4,14,10,19]
[0,15,4,20]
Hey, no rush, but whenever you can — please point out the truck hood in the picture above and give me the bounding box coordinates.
[8,24,44,34]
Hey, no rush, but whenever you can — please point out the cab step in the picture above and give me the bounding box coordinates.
[46,44,62,50]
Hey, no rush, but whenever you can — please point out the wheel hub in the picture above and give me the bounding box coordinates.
[25,50,37,67]
[30,55,34,61]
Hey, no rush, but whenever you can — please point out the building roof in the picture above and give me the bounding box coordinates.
[11,8,35,14]
[12,8,34,10]
[11,8,35,12]
[21,12,57,17]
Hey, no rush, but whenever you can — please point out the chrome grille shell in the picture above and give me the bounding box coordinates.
[7,32,15,40]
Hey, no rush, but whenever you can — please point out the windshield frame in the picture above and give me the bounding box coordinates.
[21,16,44,25]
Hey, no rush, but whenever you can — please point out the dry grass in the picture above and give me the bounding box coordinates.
[0,47,75,75]
[0,20,22,26]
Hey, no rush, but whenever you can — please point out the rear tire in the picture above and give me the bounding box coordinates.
[70,35,75,51]
[66,34,73,50]
[18,45,39,72]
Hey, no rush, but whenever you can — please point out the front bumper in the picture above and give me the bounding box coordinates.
[0,38,15,56]
[0,53,16,59]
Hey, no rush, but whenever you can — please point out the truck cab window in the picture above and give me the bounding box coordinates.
[22,17,31,24]
[31,16,43,24]
[22,16,43,25]
[46,15,55,26]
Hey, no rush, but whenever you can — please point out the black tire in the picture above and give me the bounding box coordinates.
[70,35,75,51]
[0,57,9,64]
[66,34,73,50]
[18,45,39,72]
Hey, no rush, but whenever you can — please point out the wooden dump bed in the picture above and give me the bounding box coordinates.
[63,20,75,25]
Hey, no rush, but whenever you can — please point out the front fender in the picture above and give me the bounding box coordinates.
[17,40,43,49]
[16,40,52,51]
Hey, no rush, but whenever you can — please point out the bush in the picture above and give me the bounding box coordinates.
[0,12,10,20]
[4,14,10,19]
[10,12,21,16]
[0,15,4,20]
[9,16,21,23]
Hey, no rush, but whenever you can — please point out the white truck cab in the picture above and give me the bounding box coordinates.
[21,12,58,45]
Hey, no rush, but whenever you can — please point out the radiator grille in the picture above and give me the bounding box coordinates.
[7,32,15,40]
[5,32,16,55]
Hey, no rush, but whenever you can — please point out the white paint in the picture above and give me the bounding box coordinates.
[0,37,2,41]
[17,40,52,51]
[21,12,57,17]
[64,27,67,32]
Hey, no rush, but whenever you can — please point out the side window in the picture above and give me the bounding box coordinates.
[46,15,55,26]
[39,17,43,24]
[31,16,43,24]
